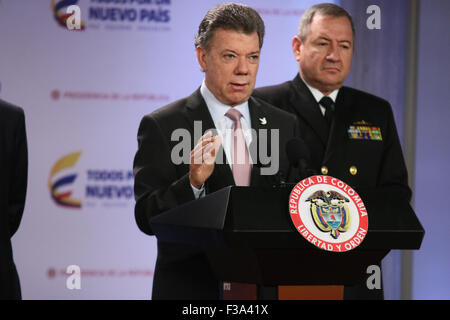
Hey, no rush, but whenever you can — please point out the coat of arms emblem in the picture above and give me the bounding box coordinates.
[307,190,351,239]
[289,175,369,252]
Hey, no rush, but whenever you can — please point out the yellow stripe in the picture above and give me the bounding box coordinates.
[48,151,82,190]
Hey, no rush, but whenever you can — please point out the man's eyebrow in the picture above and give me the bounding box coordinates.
[221,49,261,55]
[222,49,238,54]
[316,36,352,44]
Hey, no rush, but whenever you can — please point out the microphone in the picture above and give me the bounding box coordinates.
[285,138,314,181]
[254,162,285,186]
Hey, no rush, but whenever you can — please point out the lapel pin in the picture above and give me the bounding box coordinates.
[259,117,267,125]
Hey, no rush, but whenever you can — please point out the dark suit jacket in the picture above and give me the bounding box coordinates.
[254,74,410,196]
[133,89,300,300]
[0,100,28,300]
[254,75,411,299]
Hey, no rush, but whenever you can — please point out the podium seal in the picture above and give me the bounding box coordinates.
[289,175,369,252]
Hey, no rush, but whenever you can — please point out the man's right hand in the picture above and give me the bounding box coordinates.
[189,131,222,189]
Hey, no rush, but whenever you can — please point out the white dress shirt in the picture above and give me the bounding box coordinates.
[190,81,253,198]
[304,82,339,115]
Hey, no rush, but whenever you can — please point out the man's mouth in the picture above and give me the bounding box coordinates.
[323,66,341,72]
[230,82,248,90]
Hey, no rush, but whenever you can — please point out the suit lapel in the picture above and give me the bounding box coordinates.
[290,75,329,147]
[248,97,269,186]
[183,89,235,190]
[323,88,352,163]
[184,89,216,138]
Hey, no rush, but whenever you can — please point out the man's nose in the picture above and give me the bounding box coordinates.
[235,56,249,75]
[326,43,341,62]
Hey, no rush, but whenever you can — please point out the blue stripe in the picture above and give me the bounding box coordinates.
[52,174,77,190]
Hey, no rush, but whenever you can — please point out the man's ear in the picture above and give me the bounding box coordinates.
[196,46,207,72]
[292,36,302,62]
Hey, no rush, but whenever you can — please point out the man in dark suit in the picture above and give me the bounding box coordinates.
[133,3,300,300]
[253,3,410,299]
[0,99,28,300]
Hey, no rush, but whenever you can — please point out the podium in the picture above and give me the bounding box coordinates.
[149,185,424,298]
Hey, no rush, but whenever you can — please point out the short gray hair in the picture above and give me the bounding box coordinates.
[194,3,265,51]
[298,3,355,42]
